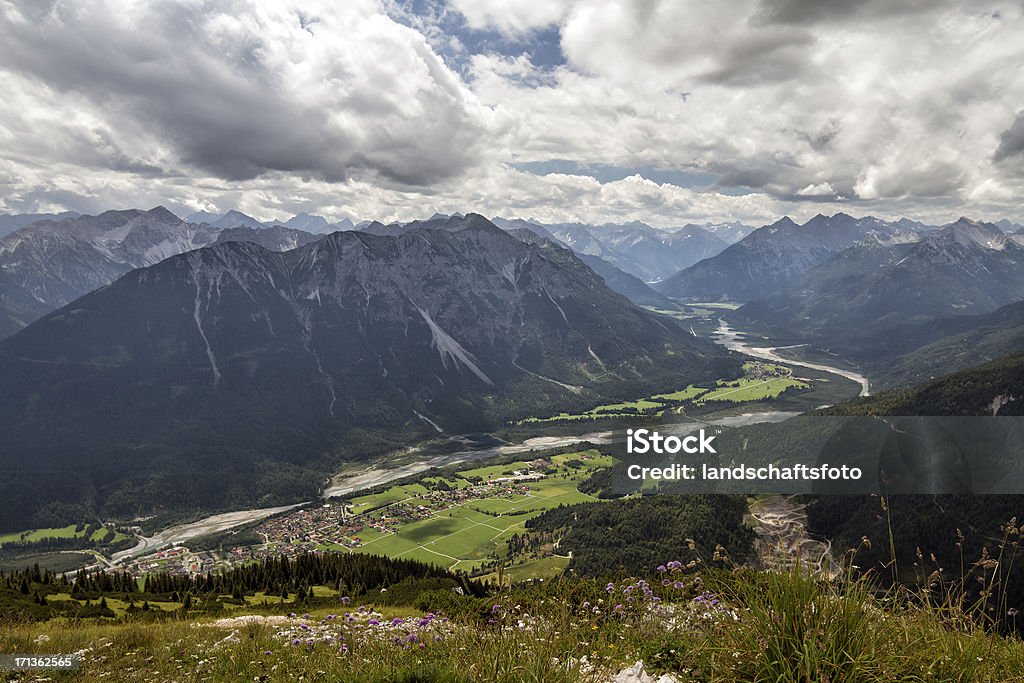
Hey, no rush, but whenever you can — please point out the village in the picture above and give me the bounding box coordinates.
[117,461,559,578]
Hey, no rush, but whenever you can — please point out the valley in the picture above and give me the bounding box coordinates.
[0,339,865,580]
[0,207,1018,596]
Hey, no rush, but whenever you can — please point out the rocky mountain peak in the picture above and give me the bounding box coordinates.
[934,218,1007,251]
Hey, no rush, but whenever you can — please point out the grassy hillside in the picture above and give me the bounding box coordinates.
[4,553,1024,681]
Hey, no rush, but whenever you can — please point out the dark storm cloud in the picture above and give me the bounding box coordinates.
[698,30,816,85]
[994,112,1024,163]
[0,1,487,187]
[752,0,958,25]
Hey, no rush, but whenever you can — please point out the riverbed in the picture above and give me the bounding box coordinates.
[712,320,870,396]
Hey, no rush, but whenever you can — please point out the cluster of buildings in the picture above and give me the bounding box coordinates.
[121,546,221,578]
[115,466,553,578]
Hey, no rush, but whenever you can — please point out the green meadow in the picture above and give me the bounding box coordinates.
[693,375,808,405]
[518,361,809,424]
[347,452,611,572]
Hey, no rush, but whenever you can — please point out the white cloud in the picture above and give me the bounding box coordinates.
[796,182,837,198]
[0,0,489,188]
[0,0,1022,225]
[471,0,1024,207]
[449,0,573,33]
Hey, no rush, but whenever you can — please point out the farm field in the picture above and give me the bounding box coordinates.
[694,376,808,405]
[517,360,809,424]
[0,551,96,574]
[644,302,741,320]
[346,452,612,572]
[0,524,132,546]
[347,484,431,515]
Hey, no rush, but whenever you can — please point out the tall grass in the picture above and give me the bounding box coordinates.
[4,517,1024,682]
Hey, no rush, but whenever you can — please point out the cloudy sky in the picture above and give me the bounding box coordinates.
[1,0,1022,227]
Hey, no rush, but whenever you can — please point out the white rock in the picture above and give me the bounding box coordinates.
[611,660,679,683]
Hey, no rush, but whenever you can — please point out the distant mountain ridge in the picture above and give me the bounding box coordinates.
[493,217,729,282]
[0,211,80,237]
[214,225,322,251]
[732,218,1024,335]
[185,209,357,234]
[0,207,220,337]
[671,221,756,244]
[656,212,927,301]
[501,224,676,309]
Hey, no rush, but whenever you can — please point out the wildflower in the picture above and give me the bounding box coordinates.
[339,645,349,655]
[341,596,351,605]
[368,618,380,626]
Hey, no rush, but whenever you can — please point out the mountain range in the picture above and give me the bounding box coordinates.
[0,211,80,238]
[714,218,1024,389]
[2,208,685,340]
[0,208,222,338]
[0,214,734,529]
[655,213,928,301]
[733,218,1024,332]
[500,219,731,283]
[0,208,347,339]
